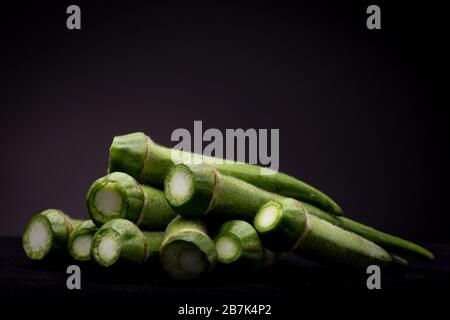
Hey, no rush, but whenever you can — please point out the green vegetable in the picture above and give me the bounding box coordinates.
[145,230,165,261]
[164,163,278,220]
[108,132,342,215]
[22,209,80,260]
[214,220,264,269]
[160,216,217,281]
[91,218,164,267]
[165,163,433,260]
[254,199,402,269]
[301,202,434,260]
[67,220,98,261]
[86,172,176,230]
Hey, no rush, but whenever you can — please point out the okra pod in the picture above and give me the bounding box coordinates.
[91,218,164,267]
[22,209,81,260]
[254,199,399,269]
[165,163,433,260]
[214,220,264,269]
[67,220,98,261]
[160,216,217,281]
[86,172,176,230]
[108,132,342,215]
[301,202,434,260]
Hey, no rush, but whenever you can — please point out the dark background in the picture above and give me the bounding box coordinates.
[0,1,447,242]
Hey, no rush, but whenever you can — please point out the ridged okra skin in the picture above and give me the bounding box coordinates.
[214,220,264,269]
[296,214,394,269]
[108,132,342,215]
[22,209,81,260]
[144,231,165,261]
[301,203,434,260]
[160,216,217,281]
[166,164,433,260]
[91,218,163,267]
[253,200,306,252]
[164,163,282,221]
[139,185,177,230]
[86,172,176,230]
[67,220,98,261]
[254,199,394,269]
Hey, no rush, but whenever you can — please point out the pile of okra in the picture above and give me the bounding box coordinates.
[22,132,433,281]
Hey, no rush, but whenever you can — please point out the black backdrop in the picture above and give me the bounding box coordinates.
[0,1,447,242]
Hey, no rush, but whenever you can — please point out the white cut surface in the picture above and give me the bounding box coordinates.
[73,235,93,258]
[179,248,204,275]
[256,206,279,230]
[169,169,192,200]
[216,236,239,261]
[95,188,122,216]
[98,234,119,263]
[28,220,49,252]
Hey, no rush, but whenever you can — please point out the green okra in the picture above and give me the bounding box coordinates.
[301,202,434,260]
[214,220,264,270]
[86,172,176,230]
[22,209,81,260]
[254,199,402,269]
[108,132,342,215]
[160,216,217,281]
[164,163,278,221]
[91,218,164,267]
[67,220,98,261]
[165,163,433,260]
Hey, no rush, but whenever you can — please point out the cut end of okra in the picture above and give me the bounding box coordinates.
[92,229,122,267]
[88,182,126,224]
[215,235,241,263]
[22,209,74,260]
[166,165,193,204]
[214,220,264,268]
[254,202,282,232]
[161,216,217,281]
[161,240,212,281]
[164,164,216,218]
[68,220,98,261]
[95,186,123,217]
[91,219,149,267]
[22,215,53,260]
[254,199,306,252]
[71,235,93,260]
[86,172,144,226]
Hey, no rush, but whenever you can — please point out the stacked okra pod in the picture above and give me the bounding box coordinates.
[22,132,433,281]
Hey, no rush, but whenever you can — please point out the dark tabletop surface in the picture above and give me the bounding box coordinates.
[1,236,449,313]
